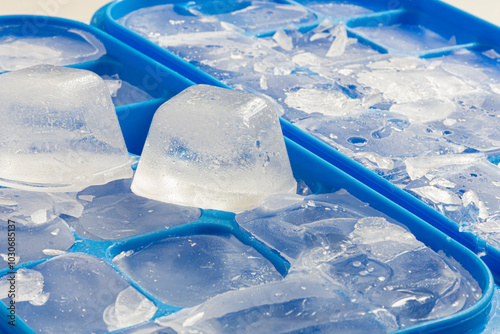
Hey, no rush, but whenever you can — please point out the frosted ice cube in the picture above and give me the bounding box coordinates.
[103,286,157,331]
[348,217,424,262]
[284,87,362,117]
[0,253,153,333]
[62,178,201,240]
[131,84,297,212]
[113,234,283,307]
[0,27,105,72]
[0,189,75,267]
[0,65,133,192]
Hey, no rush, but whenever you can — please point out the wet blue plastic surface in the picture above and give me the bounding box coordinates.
[0,7,494,334]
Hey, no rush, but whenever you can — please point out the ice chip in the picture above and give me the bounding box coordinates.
[0,65,133,191]
[272,30,293,51]
[404,153,485,180]
[411,186,462,205]
[131,84,297,212]
[285,88,359,117]
[104,286,157,331]
[326,24,348,58]
[0,268,49,305]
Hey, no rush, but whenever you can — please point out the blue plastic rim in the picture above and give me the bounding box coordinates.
[0,10,494,334]
[91,0,500,284]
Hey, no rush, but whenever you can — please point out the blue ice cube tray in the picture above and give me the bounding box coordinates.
[91,0,500,283]
[0,12,494,334]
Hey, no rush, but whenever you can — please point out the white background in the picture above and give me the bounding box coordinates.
[0,0,498,26]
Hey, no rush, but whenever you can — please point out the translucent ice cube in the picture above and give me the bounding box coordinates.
[407,160,500,242]
[131,84,297,212]
[0,26,105,72]
[0,189,75,267]
[62,178,201,240]
[0,65,133,192]
[155,275,399,333]
[113,234,283,307]
[0,253,155,333]
[237,190,389,260]
[236,190,481,328]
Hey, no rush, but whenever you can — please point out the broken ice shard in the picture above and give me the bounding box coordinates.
[0,65,133,192]
[131,84,297,212]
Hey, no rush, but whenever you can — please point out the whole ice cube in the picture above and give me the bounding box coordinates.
[0,65,133,192]
[131,84,297,212]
